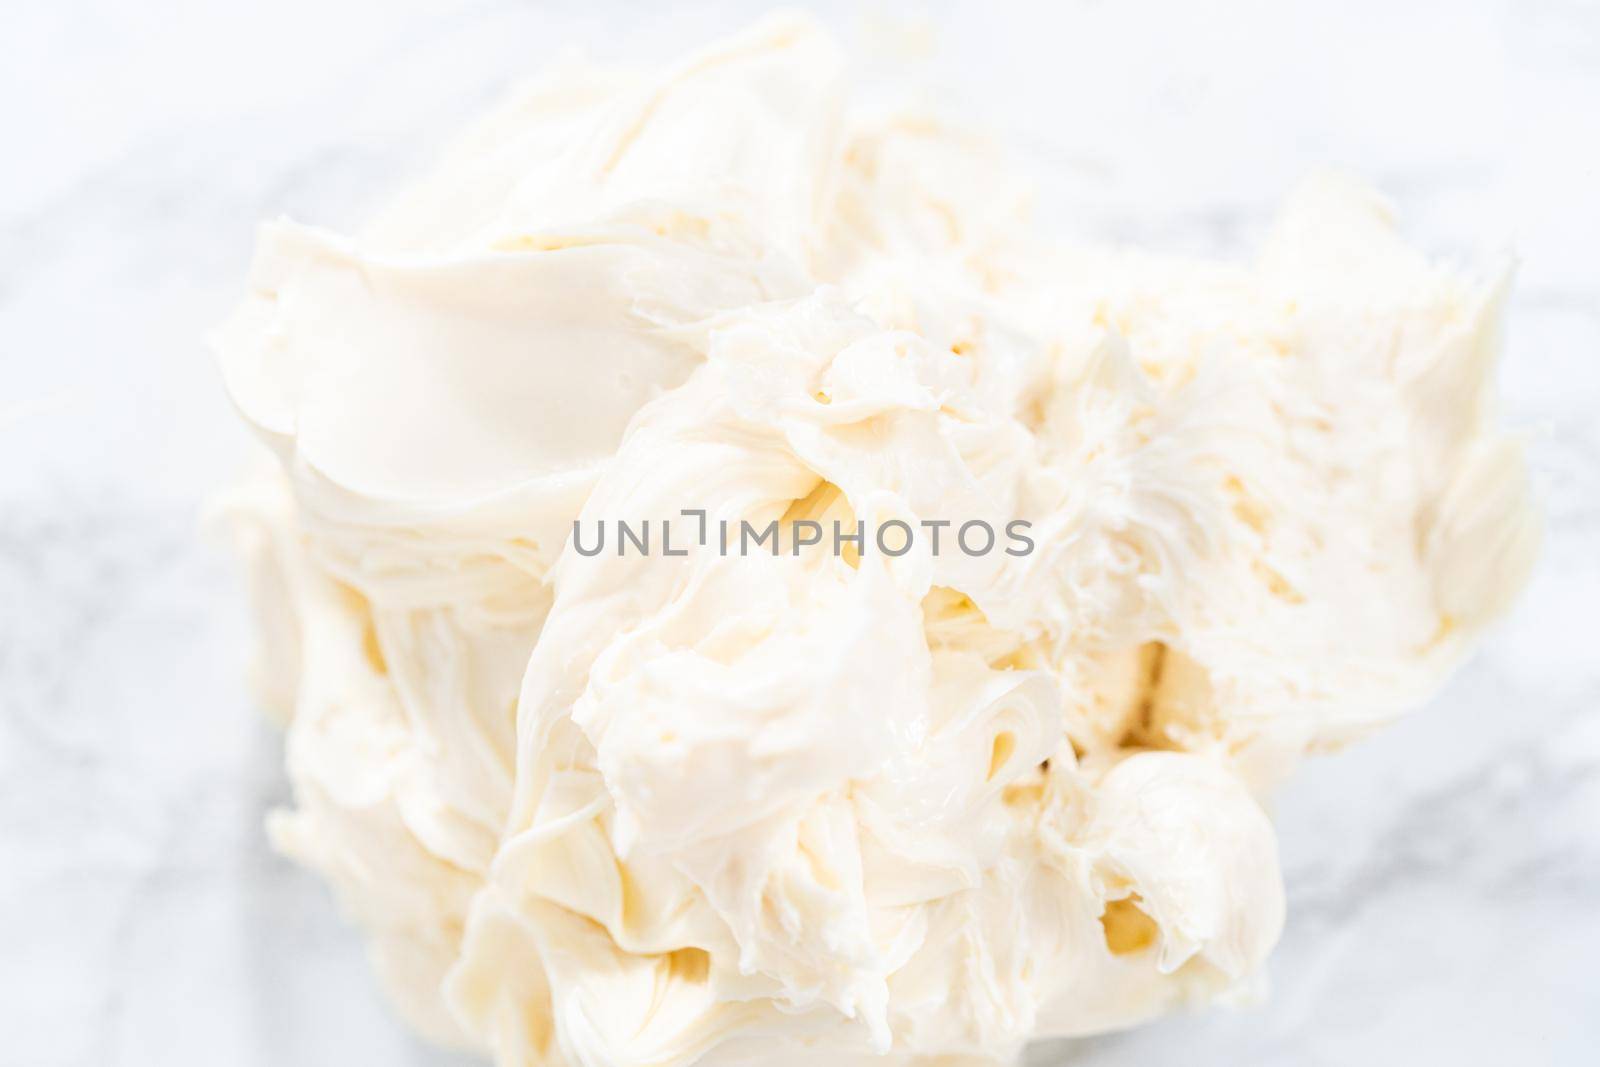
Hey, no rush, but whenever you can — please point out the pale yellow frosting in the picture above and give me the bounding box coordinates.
[215,14,1539,1066]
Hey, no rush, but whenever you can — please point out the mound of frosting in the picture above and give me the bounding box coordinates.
[215,14,1539,1066]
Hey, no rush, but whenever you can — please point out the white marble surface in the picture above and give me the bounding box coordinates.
[2,1,1597,1064]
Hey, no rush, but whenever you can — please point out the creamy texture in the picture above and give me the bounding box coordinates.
[215,15,1540,1066]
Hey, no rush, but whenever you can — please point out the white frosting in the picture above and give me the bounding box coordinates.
[214,14,1540,1066]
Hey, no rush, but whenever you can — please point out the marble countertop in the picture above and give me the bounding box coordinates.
[2,1,1596,1064]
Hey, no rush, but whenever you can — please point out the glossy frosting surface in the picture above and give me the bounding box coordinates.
[216,15,1539,1065]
